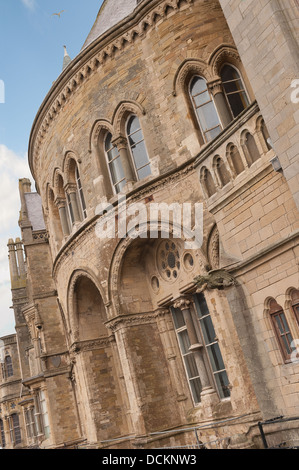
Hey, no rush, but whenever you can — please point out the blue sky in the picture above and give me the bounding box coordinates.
[0,0,103,336]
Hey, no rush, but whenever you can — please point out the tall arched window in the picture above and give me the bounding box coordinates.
[104,133,126,194]
[291,289,299,327]
[75,166,87,219]
[0,419,5,448]
[9,414,21,445]
[190,77,222,142]
[220,64,249,118]
[4,355,13,378]
[126,115,151,180]
[269,299,294,362]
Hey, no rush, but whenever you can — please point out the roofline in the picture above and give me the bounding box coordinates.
[28,0,159,181]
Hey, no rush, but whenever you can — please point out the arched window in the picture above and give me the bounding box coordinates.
[220,64,249,118]
[291,289,299,326]
[126,115,151,180]
[214,156,231,187]
[269,299,294,362]
[200,167,217,197]
[227,143,244,176]
[75,166,87,219]
[242,132,260,166]
[0,419,5,448]
[5,355,13,378]
[9,414,21,445]
[190,76,222,142]
[104,133,126,194]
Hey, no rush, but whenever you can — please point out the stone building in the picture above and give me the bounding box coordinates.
[4,0,299,449]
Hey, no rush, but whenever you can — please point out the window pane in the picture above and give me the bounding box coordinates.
[128,129,143,147]
[193,90,210,107]
[110,156,125,185]
[196,101,221,133]
[172,307,185,329]
[131,141,150,170]
[127,115,140,135]
[274,315,284,334]
[194,294,210,317]
[201,316,216,345]
[214,370,230,399]
[137,164,151,180]
[190,77,207,95]
[107,145,120,162]
[189,377,202,403]
[184,353,200,379]
[207,343,225,372]
[178,330,191,355]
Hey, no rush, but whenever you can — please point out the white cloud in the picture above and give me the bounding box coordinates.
[0,145,31,337]
[21,0,36,10]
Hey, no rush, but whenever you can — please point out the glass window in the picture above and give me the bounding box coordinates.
[39,391,50,439]
[0,419,5,448]
[171,307,202,404]
[5,355,13,378]
[9,414,21,445]
[127,115,151,180]
[221,65,249,118]
[291,289,299,326]
[269,300,295,361]
[194,293,230,399]
[75,167,87,219]
[190,76,222,142]
[105,133,126,194]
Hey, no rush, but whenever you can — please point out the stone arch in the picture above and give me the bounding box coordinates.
[67,269,108,343]
[209,44,243,81]
[172,58,211,97]
[89,119,114,152]
[213,155,231,188]
[226,142,245,176]
[240,129,260,167]
[112,100,146,136]
[256,115,272,153]
[52,168,65,199]
[62,151,81,184]
[200,166,217,198]
[108,222,207,317]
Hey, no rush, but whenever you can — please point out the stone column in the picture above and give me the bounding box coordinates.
[112,136,136,183]
[208,79,232,128]
[55,197,70,237]
[65,183,81,223]
[7,239,18,280]
[15,238,26,276]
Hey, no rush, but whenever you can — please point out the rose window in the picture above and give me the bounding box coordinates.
[158,240,181,280]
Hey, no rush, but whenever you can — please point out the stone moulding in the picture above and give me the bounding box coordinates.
[28,0,195,180]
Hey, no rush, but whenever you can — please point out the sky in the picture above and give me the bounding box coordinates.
[0,0,103,337]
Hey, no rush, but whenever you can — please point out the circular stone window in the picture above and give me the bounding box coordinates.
[183,253,194,271]
[158,240,181,281]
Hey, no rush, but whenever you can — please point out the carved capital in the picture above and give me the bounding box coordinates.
[64,182,77,194]
[173,297,192,311]
[54,196,66,209]
[207,79,223,96]
[112,135,128,150]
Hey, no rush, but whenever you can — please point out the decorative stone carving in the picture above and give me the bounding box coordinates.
[194,269,236,291]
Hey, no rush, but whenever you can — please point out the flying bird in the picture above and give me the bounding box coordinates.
[52,10,65,18]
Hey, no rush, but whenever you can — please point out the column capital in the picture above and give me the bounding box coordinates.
[64,182,77,194]
[207,79,223,96]
[112,135,128,150]
[54,196,66,209]
[173,296,192,311]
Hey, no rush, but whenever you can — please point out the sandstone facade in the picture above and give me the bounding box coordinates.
[2,0,299,449]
